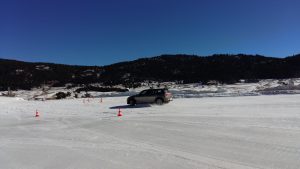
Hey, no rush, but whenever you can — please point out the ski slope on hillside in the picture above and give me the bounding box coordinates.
[1,95,300,169]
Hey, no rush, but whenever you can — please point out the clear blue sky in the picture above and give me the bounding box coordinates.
[0,0,299,66]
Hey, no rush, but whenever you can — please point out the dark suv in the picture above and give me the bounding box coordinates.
[127,89,172,106]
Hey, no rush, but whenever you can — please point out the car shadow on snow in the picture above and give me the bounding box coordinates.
[110,104,151,109]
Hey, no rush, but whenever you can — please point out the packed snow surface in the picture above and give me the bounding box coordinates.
[1,95,300,169]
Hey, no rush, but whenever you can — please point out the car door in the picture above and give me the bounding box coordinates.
[147,90,157,103]
[135,90,149,104]
[135,90,156,103]
[143,90,156,103]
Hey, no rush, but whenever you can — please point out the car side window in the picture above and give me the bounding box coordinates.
[139,89,162,96]
[145,90,153,96]
[157,90,163,94]
[150,90,156,95]
[140,90,153,96]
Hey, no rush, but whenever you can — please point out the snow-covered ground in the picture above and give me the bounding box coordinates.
[1,94,300,169]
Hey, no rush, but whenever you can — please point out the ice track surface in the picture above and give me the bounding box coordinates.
[1,95,300,169]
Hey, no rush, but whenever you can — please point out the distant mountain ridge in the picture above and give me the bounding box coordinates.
[1,54,300,90]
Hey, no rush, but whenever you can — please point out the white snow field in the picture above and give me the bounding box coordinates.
[1,95,300,169]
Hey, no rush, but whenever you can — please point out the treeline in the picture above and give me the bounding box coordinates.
[1,54,300,90]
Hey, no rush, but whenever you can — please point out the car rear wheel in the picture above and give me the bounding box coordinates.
[155,98,163,105]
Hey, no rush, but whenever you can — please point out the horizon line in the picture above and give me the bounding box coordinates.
[1,53,299,67]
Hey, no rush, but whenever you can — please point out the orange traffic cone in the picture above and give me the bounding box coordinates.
[117,108,122,117]
[35,110,40,117]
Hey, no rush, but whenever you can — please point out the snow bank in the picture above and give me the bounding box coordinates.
[3,78,300,100]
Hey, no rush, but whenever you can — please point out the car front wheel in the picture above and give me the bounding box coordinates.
[129,99,136,106]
